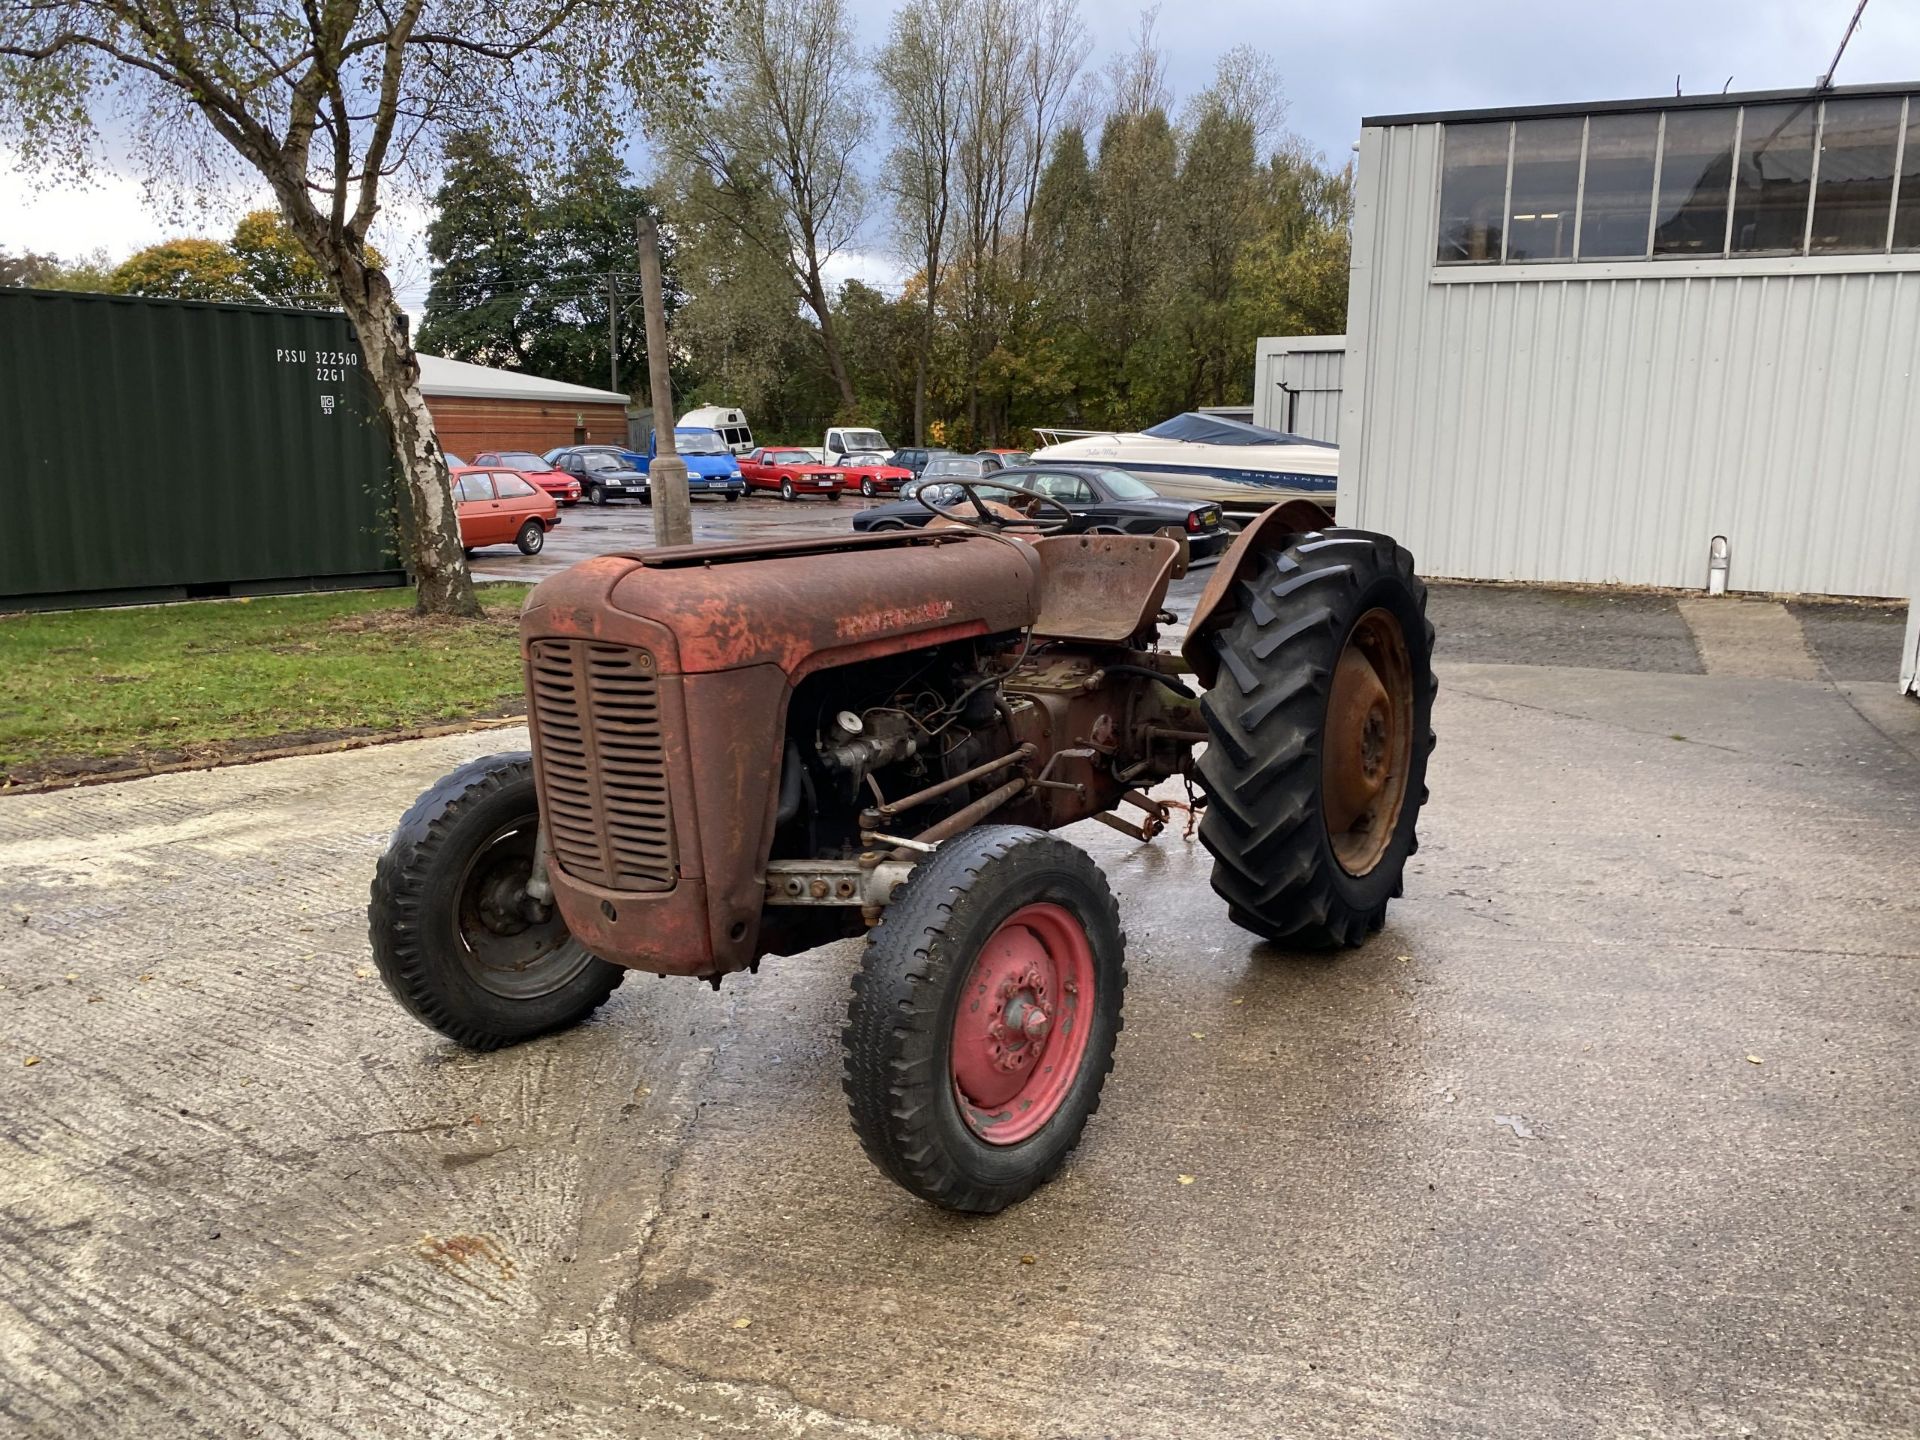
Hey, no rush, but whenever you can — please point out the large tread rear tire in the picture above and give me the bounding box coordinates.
[1197,529,1436,950]
[842,826,1126,1213]
[368,753,625,1050]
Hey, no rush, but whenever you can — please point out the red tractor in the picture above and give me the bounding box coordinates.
[369,481,1434,1212]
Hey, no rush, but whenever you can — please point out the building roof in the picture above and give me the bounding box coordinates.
[416,353,628,405]
[1363,79,1920,130]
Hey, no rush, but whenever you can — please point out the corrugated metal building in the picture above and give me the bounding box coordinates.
[418,355,630,457]
[1906,544,1920,693]
[1253,334,1346,443]
[1341,82,1920,603]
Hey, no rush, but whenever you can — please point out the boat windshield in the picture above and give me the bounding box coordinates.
[1140,413,1334,448]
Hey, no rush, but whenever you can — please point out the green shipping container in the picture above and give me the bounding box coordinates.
[1,288,404,609]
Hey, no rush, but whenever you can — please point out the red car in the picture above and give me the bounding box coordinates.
[837,451,914,499]
[452,466,561,555]
[475,450,582,506]
[740,446,845,501]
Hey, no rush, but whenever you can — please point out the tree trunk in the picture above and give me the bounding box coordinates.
[912,279,936,445]
[811,281,859,413]
[339,264,482,618]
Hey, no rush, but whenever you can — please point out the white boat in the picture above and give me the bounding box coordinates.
[1031,413,1338,510]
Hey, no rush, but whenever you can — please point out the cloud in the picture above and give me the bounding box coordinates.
[821,247,911,295]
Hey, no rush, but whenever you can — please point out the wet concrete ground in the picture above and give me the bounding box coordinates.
[3,513,1918,1438]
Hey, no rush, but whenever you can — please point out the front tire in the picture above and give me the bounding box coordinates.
[368,754,625,1050]
[843,826,1126,1213]
[725,491,740,503]
[861,477,876,497]
[1197,529,1435,950]
[781,478,796,502]
[515,520,545,554]
[589,483,607,506]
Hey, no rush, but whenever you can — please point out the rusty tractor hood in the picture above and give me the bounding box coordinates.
[521,529,1042,676]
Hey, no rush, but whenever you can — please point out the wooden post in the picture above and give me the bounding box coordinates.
[637,214,691,547]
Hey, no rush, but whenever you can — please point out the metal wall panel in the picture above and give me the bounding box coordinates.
[1253,336,1346,442]
[1341,122,1920,599]
[2,288,399,606]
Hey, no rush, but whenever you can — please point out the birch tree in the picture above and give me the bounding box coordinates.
[1,0,708,616]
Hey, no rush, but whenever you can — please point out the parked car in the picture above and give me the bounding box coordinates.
[822,425,892,467]
[918,452,1006,480]
[887,446,941,478]
[442,451,468,470]
[681,404,755,455]
[981,448,1031,467]
[849,465,1231,558]
[740,446,846,501]
[474,450,582,506]
[837,450,915,499]
[550,446,649,505]
[647,426,747,500]
[452,466,561,555]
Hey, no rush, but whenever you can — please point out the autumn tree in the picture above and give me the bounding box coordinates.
[1,0,709,616]
[656,0,869,413]
[1,246,113,289]
[108,237,252,300]
[879,0,964,444]
[231,209,347,308]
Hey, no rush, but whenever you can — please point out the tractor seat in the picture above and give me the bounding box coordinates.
[1029,533,1180,644]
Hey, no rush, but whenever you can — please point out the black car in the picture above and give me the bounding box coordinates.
[886,447,956,478]
[549,445,649,505]
[850,465,1231,559]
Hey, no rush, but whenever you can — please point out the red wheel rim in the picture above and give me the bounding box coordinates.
[950,903,1096,1145]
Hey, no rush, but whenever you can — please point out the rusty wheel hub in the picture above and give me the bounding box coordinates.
[1321,608,1414,877]
[950,904,1095,1145]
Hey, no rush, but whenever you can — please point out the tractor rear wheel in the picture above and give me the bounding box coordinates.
[1197,529,1435,949]
[842,826,1125,1213]
[368,753,625,1049]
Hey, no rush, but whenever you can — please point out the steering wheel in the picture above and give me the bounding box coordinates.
[915,477,1074,535]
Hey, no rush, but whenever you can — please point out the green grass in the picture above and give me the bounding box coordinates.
[0,585,533,782]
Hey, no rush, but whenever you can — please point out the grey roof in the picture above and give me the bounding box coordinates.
[1364,80,1920,130]
[415,353,628,405]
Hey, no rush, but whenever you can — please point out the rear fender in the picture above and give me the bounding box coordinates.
[1180,500,1335,690]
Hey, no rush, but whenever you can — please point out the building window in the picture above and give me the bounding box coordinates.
[1812,97,1904,252]
[1436,121,1511,263]
[1654,107,1737,256]
[1578,113,1660,258]
[1506,117,1584,261]
[1731,101,1817,253]
[1436,94,1920,267]
[1891,103,1920,251]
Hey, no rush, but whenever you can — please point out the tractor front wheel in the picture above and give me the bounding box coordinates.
[368,753,625,1049]
[842,826,1126,1213]
[1197,529,1435,949]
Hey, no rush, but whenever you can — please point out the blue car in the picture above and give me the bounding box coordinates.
[653,426,745,500]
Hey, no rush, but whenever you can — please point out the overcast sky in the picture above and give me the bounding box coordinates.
[5,0,1918,314]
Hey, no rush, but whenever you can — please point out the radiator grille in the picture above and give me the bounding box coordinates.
[528,639,676,891]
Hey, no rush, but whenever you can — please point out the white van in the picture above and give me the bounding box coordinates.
[681,405,755,456]
[823,425,891,465]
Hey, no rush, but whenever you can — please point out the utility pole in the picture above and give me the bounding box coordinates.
[608,273,619,395]
[637,213,691,547]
